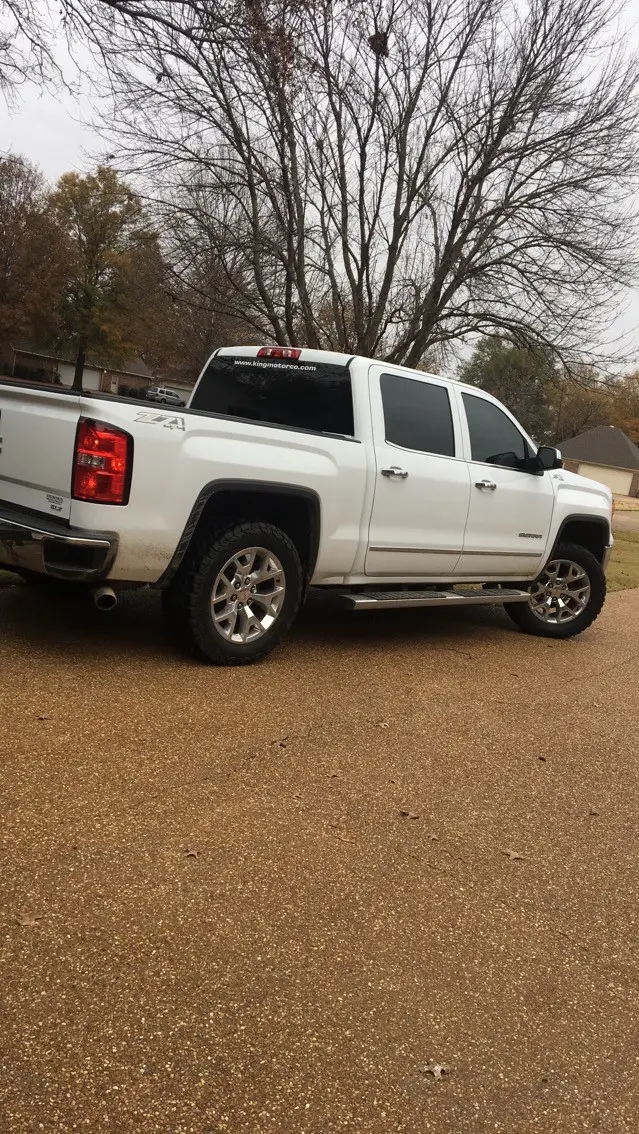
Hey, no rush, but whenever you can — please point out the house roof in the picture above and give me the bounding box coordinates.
[560,425,639,471]
[109,357,154,379]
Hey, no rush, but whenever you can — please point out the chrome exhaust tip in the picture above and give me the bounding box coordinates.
[92,585,118,611]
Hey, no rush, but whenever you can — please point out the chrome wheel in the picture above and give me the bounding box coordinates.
[529,558,591,625]
[210,546,286,643]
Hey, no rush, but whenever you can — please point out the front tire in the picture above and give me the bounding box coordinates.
[161,521,304,665]
[506,541,606,639]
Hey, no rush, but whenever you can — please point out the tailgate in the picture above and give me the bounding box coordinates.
[0,384,81,520]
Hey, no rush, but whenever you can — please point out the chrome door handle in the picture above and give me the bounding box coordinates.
[381,466,409,479]
[475,479,497,491]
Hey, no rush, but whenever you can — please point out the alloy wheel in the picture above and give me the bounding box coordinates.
[210,546,286,643]
[528,558,591,625]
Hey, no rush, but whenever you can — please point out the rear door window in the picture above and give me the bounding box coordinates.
[380,373,456,456]
[191,355,355,437]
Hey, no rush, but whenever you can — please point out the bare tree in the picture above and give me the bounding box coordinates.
[0,0,243,92]
[15,0,639,366]
[0,1,54,91]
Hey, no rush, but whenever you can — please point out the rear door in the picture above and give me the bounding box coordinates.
[365,367,471,577]
[0,385,81,520]
[456,389,555,577]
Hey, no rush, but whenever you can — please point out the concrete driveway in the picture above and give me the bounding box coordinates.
[1,586,638,1133]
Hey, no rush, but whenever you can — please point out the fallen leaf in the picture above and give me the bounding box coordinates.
[421,1062,449,1081]
[379,721,390,729]
[538,756,547,762]
[37,714,51,721]
[501,849,524,861]
[337,834,356,843]
[184,849,199,859]
[399,809,420,820]
[589,809,600,817]
[428,834,439,841]
[16,914,42,927]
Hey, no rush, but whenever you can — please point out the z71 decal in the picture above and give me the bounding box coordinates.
[134,411,185,432]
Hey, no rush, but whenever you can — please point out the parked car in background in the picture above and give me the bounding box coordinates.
[146,386,184,406]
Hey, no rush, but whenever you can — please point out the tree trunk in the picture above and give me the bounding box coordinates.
[72,343,86,391]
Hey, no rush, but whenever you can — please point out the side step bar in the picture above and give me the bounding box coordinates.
[334,587,531,611]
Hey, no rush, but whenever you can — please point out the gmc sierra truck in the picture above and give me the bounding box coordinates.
[0,345,613,665]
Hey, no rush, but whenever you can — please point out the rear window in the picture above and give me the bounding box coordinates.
[190,355,355,437]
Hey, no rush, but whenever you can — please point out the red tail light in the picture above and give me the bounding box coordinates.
[72,419,133,505]
[257,346,301,360]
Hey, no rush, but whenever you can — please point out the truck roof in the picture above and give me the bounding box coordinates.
[215,345,464,388]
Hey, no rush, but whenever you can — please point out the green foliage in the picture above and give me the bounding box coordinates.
[48,166,159,385]
[459,338,639,446]
[458,338,557,441]
[0,155,69,363]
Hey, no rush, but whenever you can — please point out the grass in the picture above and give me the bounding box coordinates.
[607,531,639,592]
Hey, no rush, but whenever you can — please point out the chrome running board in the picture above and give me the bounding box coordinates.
[334,587,531,611]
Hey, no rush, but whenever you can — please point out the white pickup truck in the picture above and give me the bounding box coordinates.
[0,345,613,665]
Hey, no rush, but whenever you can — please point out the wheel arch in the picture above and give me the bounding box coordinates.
[548,514,611,566]
[157,480,321,588]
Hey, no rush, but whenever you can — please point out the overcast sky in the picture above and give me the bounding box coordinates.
[2,34,639,365]
[0,45,97,181]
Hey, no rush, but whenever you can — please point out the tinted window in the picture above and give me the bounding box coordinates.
[462,393,528,468]
[190,355,354,436]
[380,374,455,456]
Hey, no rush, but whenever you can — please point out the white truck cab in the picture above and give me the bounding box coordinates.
[0,345,613,664]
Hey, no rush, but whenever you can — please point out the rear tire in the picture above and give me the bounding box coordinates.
[505,541,606,639]
[161,521,304,665]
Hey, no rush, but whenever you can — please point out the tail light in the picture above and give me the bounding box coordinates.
[72,419,133,505]
[257,346,301,360]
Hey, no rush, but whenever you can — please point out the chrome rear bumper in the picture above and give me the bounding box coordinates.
[0,503,118,583]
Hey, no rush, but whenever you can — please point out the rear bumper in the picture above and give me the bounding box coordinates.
[603,541,613,573]
[0,502,118,583]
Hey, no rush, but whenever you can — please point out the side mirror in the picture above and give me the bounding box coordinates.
[536,445,563,471]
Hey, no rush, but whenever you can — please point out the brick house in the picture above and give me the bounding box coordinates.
[560,425,639,498]
[7,345,154,395]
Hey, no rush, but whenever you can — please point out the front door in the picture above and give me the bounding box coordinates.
[456,390,555,577]
[365,367,471,577]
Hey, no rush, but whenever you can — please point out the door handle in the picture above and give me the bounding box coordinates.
[381,466,409,479]
[475,479,497,491]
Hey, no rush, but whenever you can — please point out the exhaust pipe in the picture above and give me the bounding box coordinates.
[92,585,118,611]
